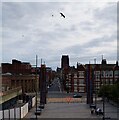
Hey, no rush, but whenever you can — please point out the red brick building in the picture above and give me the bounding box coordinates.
[94,60,119,92]
[2,59,31,75]
[2,59,39,93]
[2,59,55,93]
[62,58,119,93]
[61,55,69,69]
[2,74,38,93]
[63,64,86,93]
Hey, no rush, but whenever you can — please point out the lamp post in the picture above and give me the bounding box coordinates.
[35,55,38,119]
[94,58,97,108]
[40,63,47,105]
[102,60,105,120]
[34,55,42,117]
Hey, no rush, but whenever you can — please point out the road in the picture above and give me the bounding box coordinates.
[47,78,86,98]
[47,78,70,98]
[48,78,61,92]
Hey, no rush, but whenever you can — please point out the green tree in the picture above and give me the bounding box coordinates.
[98,83,119,102]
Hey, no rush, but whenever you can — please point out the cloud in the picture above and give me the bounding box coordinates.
[2,2,117,69]
[94,3,117,24]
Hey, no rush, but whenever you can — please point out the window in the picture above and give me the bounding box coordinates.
[78,71,84,78]
[110,79,113,85]
[105,79,109,84]
[74,87,77,92]
[74,73,77,78]
[101,71,105,77]
[74,79,77,85]
[105,71,109,77]
[114,70,119,77]
[79,87,84,92]
[109,71,113,77]
[79,79,84,85]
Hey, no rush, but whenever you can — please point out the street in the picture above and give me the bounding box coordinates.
[25,78,118,119]
[48,78,62,92]
[47,78,85,98]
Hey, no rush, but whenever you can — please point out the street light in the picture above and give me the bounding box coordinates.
[94,58,97,108]
[101,59,105,120]
[34,55,42,117]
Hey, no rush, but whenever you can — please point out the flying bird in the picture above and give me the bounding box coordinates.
[60,12,65,18]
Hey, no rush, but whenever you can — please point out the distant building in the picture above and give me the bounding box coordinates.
[2,59,31,75]
[63,63,86,93]
[61,56,119,93]
[94,59,119,92]
[2,59,39,93]
[61,55,69,69]
[2,74,38,93]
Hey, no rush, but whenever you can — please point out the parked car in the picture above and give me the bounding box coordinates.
[73,93,82,98]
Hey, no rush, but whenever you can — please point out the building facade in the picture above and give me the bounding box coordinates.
[61,55,69,69]
[2,59,55,93]
[2,59,31,75]
[62,58,119,93]
[2,59,39,93]
[94,61,119,92]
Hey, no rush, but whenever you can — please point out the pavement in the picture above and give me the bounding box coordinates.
[96,101,118,119]
[24,78,118,119]
[24,99,118,119]
[25,102,102,119]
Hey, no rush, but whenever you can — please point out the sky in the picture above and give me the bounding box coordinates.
[1,0,118,70]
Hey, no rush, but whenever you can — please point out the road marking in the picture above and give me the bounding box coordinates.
[47,98,82,103]
[65,97,72,103]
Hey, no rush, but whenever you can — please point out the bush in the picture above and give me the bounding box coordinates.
[98,83,119,102]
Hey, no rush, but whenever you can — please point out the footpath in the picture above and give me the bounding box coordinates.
[24,102,103,119]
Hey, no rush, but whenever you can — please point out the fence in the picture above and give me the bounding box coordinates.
[0,96,36,119]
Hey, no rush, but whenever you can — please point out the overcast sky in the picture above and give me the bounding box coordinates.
[2,1,118,70]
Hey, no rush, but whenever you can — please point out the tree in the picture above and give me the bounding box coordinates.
[98,83,119,103]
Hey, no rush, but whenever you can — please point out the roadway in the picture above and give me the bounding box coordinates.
[47,78,86,99]
[48,77,62,92]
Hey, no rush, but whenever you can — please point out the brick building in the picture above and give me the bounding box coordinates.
[2,59,55,93]
[2,59,39,93]
[63,64,86,93]
[94,60,119,92]
[2,74,38,93]
[2,59,31,75]
[62,57,119,93]
[61,55,69,69]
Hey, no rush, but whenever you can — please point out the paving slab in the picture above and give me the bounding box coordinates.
[25,103,102,119]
